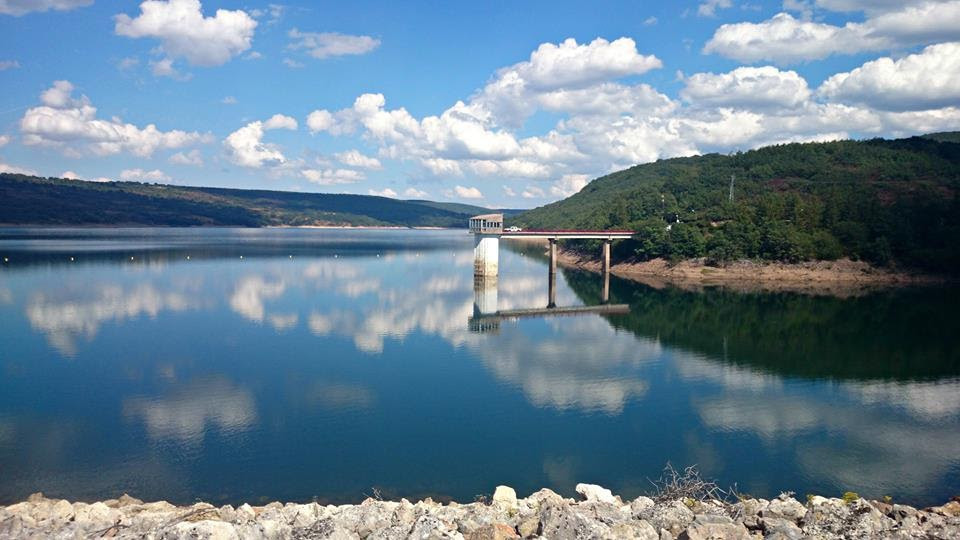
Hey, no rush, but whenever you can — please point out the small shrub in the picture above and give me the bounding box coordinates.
[842,491,860,504]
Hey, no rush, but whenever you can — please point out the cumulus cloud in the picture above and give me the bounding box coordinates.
[0,59,19,70]
[521,186,545,199]
[224,122,285,168]
[169,149,203,166]
[287,29,380,59]
[223,114,297,168]
[0,0,90,16]
[301,168,364,185]
[115,0,257,66]
[120,168,171,182]
[451,185,482,199]
[0,159,36,175]
[263,113,298,131]
[550,174,590,197]
[0,135,9,147]
[149,57,191,80]
[404,187,429,198]
[698,0,732,17]
[704,2,960,64]
[59,170,112,182]
[221,96,237,105]
[335,149,382,169]
[298,32,960,203]
[818,41,960,111]
[681,66,811,109]
[20,80,210,157]
[368,187,397,198]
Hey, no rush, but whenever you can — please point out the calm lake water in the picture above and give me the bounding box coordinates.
[0,228,958,507]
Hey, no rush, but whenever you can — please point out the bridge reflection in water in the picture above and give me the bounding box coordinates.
[468,270,630,333]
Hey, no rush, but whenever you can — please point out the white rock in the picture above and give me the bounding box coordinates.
[575,484,618,505]
[170,520,240,540]
[492,486,518,509]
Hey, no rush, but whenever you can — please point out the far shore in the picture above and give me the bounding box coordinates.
[503,238,949,294]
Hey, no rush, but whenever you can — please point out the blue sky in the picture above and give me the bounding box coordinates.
[1,0,959,208]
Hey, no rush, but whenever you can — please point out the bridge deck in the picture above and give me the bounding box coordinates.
[499,230,633,240]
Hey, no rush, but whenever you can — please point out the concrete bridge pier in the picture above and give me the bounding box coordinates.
[548,239,558,275]
[473,234,499,277]
[602,240,611,274]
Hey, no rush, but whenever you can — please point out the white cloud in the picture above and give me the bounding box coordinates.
[263,113,298,130]
[0,59,19,70]
[550,174,590,197]
[681,66,811,109]
[149,57,191,80]
[243,51,263,60]
[521,186,545,198]
[698,0,732,17]
[502,185,516,197]
[403,187,429,198]
[0,0,90,16]
[20,80,210,157]
[301,168,364,185]
[818,41,960,111]
[282,58,304,68]
[59,170,112,182]
[368,187,397,198]
[223,114,296,168]
[287,29,380,59]
[643,16,658,25]
[335,149,382,169]
[120,168,171,182]
[169,148,203,166]
[223,121,285,168]
[508,37,661,91]
[115,0,257,66]
[451,185,483,199]
[815,0,953,14]
[704,3,960,64]
[250,3,282,24]
[0,159,36,175]
[221,96,237,105]
[116,57,139,70]
[0,135,9,147]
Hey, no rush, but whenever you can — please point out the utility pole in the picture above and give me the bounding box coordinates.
[728,174,735,203]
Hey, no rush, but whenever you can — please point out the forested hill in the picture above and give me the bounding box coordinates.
[516,133,960,272]
[0,174,516,228]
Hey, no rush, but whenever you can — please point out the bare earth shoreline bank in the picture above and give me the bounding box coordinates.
[3,486,958,539]
[548,248,949,295]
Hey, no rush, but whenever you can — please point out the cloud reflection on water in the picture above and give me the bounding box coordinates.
[123,378,256,445]
[25,284,195,356]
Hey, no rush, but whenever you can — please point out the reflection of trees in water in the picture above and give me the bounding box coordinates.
[563,270,960,381]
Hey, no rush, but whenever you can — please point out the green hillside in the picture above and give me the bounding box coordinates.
[516,134,960,271]
[0,174,501,228]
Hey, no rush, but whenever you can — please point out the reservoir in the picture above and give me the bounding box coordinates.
[0,227,957,507]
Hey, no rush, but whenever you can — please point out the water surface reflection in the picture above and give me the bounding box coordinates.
[0,228,957,506]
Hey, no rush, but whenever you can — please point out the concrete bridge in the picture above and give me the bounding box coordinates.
[469,213,633,278]
[467,214,633,332]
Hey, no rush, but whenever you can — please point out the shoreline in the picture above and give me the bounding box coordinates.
[3,486,958,539]
[552,249,949,295]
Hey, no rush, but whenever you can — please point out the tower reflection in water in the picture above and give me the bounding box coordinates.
[468,269,626,334]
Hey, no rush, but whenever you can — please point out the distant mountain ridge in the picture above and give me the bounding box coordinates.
[0,174,519,228]
[515,133,960,271]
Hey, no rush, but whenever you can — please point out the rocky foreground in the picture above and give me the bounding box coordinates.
[2,485,959,539]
